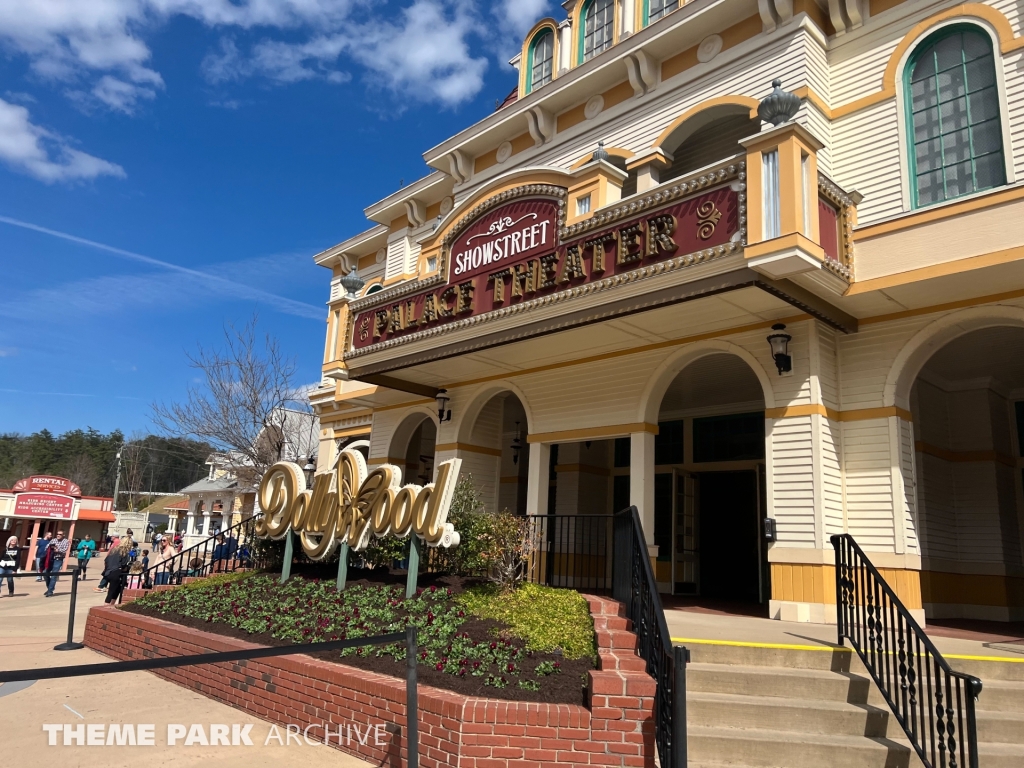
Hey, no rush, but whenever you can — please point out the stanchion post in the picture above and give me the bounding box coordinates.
[280,531,294,584]
[54,567,85,651]
[672,645,689,768]
[336,542,349,591]
[406,625,419,768]
[405,537,422,599]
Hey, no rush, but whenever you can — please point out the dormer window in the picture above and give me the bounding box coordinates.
[527,29,554,93]
[581,0,614,62]
[648,0,679,23]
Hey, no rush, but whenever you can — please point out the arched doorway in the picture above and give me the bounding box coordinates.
[457,390,530,515]
[658,104,760,183]
[909,326,1024,622]
[389,413,437,486]
[650,353,768,602]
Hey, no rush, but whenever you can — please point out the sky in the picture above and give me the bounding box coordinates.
[0,0,553,437]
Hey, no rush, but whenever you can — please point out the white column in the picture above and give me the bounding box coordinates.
[525,442,551,516]
[630,431,656,549]
[185,514,195,536]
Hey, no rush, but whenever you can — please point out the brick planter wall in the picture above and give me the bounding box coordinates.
[84,592,654,768]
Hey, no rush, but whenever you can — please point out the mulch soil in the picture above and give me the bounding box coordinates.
[121,569,595,705]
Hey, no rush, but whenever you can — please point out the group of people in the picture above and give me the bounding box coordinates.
[1,527,251,604]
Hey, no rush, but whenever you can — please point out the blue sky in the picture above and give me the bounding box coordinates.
[0,0,551,436]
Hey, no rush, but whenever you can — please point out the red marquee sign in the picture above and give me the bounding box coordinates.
[13,492,76,520]
[12,475,82,497]
[352,184,740,350]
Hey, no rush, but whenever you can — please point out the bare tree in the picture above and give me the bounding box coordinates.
[151,314,316,485]
[63,454,100,496]
[119,435,150,513]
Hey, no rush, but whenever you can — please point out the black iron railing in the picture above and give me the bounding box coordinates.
[524,514,614,590]
[613,506,687,768]
[140,514,265,590]
[832,534,982,768]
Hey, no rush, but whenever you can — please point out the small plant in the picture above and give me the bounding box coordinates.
[484,674,509,689]
[518,679,540,691]
[535,660,561,677]
[481,510,534,593]
[430,475,491,577]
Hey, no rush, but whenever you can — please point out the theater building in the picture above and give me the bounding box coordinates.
[310,0,1024,624]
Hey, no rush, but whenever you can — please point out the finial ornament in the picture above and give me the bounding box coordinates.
[592,140,610,163]
[757,79,802,127]
[339,267,365,298]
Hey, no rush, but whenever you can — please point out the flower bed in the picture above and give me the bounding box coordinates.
[121,572,596,704]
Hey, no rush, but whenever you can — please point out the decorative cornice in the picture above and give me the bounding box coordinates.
[817,171,855,282]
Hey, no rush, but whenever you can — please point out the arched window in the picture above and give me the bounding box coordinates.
[905,25,1005,207]
[527,29,554,93]
[648,0,678,23]
[580,0,614,62]
[365,283,383,295]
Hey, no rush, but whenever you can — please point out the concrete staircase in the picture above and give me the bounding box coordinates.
[685,640,1024,768]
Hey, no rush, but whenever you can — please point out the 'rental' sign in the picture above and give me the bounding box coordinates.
[351,183,740,350]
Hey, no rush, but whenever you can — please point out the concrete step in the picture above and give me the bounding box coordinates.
[976,679,1024,713]
[947,656,1024,682]
[688,724,913,768]
[683,640,855,672]
[976,709,1024,744]
[688,690,890,737]
[687,662,882,705]
[896,736,1024,768]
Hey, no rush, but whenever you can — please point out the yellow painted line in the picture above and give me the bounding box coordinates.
[672,637,1024,663]
[670,637,848,652]
[944,653,1024,663]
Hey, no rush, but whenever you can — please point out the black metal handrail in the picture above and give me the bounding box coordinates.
[523,514,614,590]
[831,534,982,768]
[140,514,264,590]
[613,506,687,768]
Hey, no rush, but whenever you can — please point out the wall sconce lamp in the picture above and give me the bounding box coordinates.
[767,324,792,375]
[436,389,452,422]
[511,421,523,465]
[302,454,317,489]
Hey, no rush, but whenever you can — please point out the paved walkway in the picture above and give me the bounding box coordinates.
[664,604,1024,661]
[0,573,369,767]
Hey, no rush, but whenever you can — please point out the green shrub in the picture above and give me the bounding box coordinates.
[459,582,596,660]
[479,511,533,593]
[431,474,492,577]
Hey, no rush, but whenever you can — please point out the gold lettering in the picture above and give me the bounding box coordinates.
[539,253,559,289]
[489,268,511,304]
[511,260,538,296]
[618,223,644,265]
[437,287,457,317]
[255,453,463,559]
[404,299,419,328]
[373,309,389,339]
[421,294,439,324]
[559,245,587,283]
[388,304,405,333]
[584,232,616,274]
[646,214,678,256]
[456,280,475,313]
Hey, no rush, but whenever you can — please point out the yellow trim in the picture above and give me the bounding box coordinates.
[793,85,833,120]
[554,463,612,475]
[916,441,1016,467]
[651,96,760,151]
[476,132,535,174]
[660,14,762,82]
[860,286,1024,325]
[847,245,1024,296]
[570,146,635,170]
[367,456,404,466]
[832,5,1022,119]
[764,404,913,422]
[500,475,522,484]
[520,18,560,98]
[855,185,1024,242]
[361,280,384,296]
[371,398,435,413]
[331,425,372,438]
[434,442,503,457]
[334,386,380,402]
[389,215,409,233]
[671,637,848,652]
[527,422,659,444]
[745,232,826,261]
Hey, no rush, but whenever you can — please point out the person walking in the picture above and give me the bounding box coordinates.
[103,539,133,605]
[151,537,175,586]
[43,529,71,597]
[1,535,19,597]
[33,532,52,581]
[75,534,96,580]
[94,533,132,592]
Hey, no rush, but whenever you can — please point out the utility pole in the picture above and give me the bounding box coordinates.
[111,445,123,512]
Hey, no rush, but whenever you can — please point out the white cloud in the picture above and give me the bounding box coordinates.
[0,96,125,182]
[0,0,541,111]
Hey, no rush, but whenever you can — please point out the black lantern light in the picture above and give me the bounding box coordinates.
[767,323,792,375]
[511,421,523,465]
[436,389,452,422]
[339,267,365,299]
[302,454,317,488]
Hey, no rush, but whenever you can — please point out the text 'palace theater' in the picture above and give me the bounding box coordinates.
[310,0,1024,625]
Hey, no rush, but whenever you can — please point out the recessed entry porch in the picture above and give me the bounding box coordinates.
[343,283,818,617]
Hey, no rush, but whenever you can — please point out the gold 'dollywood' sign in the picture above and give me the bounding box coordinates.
[254,449,462,560]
